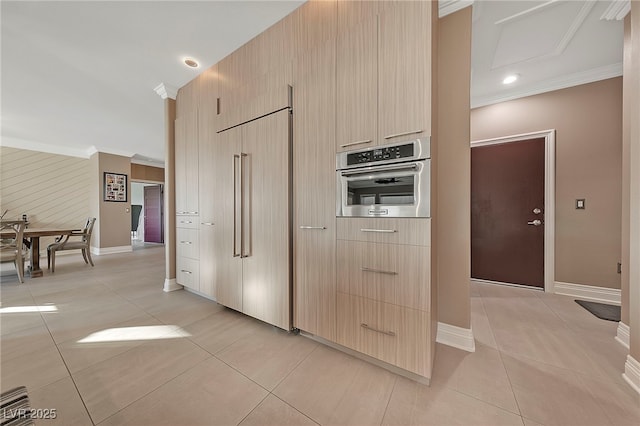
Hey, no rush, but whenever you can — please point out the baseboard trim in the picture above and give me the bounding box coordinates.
[615,322,630,349]
[90,245,133,255]
[436,322,476,352]
[554,281,621,305]
[163,278,182,292]
[623,355,640,395]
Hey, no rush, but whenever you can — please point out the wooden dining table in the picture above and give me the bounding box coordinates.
[0,225,80,278]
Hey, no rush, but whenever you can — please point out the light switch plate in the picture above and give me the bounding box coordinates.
[576,199,585,209]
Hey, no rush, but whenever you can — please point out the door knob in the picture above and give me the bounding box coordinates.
[528,219,542,226]
[533,208,542,215]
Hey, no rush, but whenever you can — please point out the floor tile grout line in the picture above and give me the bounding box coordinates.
[378,375,398,425]
[269,393,323,426]
[234,392,272,426]
[268,341,321,392]
[96,355,214,425]
[476,286,525,419]
[28,285,97,426]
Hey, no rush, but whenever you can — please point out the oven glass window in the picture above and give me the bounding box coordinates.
[346,176,415,206]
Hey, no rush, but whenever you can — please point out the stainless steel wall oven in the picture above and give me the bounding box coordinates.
[336,138,431,217]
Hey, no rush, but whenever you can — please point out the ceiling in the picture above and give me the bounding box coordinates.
[1,1,626,165]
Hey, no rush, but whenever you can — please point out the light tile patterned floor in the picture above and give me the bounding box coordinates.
[1,247,638,425]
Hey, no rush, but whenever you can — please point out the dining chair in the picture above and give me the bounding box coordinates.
[0,220,28,283]
[47,217,96,273]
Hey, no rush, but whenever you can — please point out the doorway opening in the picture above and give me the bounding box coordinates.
[131,182,164,249]
[470,129,556,292]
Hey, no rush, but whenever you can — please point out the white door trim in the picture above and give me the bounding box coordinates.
[471,129,556,293]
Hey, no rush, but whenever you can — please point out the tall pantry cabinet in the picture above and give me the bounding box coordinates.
[175,81,200,292]
[197,66,220,298]
[293,38,337,342]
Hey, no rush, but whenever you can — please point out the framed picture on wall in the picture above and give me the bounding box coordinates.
[103,172,128,202]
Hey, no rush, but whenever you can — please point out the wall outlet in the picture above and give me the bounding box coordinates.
[576,199,585,209]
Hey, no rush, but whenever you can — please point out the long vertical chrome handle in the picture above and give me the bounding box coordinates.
[233,154,240,257]
[240,153,250,258]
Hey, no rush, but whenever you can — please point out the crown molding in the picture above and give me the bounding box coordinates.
[472,62,623,108]
[0,137,90,158]
[131,158,165,168]
[154,82,178,100]
[86,145,135,159]
[601,0,631,20]
[439,0,474,18]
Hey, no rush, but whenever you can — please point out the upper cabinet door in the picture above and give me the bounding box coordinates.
[336,14,377,152]
[174,115,188,214]
[378,1,431,143]
[175,111,197,214]
[184,111,199,214]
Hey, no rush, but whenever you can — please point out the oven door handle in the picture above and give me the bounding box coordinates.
[340,163,420,177]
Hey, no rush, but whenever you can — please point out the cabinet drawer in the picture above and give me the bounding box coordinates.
[177,228,199,259]
[337,218,430,246]
[337,293,430,377]
[176,215,199,229]
[337,240,430,311]
[177,257,200,290]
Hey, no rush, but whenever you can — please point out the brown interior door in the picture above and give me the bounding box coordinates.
[144,185,164,244]
[471,137,545,288]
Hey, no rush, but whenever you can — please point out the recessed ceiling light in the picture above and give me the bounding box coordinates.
[184,58,199,68]
[503,74,519,85]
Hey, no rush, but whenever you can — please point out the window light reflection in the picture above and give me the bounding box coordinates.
[77,325,191,343]
[0,305,58,313]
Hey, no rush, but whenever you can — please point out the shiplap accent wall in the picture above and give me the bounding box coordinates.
[0,147,91,250]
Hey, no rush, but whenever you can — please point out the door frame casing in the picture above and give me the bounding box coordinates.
[470,129,556,293]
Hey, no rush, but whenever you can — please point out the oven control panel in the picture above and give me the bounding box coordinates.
[346,143,414,166]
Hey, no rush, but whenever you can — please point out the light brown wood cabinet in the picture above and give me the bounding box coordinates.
[198,66,219,299]
[336,1,431,152]
[337,240,430,311]
[176,215,199,291]
[213,126,243,312]
[293,38,337,342]
[378,1,431,144]
[214,109,291,330]
[336,14,377,152]
[336,217,432,379]
[337,292,430,377]
[175,110,199,215]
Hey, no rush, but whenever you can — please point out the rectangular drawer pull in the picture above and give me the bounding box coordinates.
[340,139,372,148]
[360,228,397,233]
[361,323,396,337]
[180,270,192,274]
[201,222,214,226]
[299,226,327,230]
[180,221,193,224]
[180,241,192,245]
[384,130,423,140]
[361,267,397,275]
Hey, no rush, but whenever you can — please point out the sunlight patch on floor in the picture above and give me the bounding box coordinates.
[77,325,190,343]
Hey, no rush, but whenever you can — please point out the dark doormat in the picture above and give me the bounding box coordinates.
[575,300,621,322]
